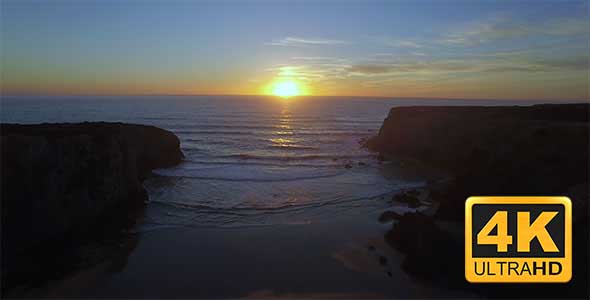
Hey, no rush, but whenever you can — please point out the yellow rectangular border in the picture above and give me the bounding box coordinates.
[465,196,572,283]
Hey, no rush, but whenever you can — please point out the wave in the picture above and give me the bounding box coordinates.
[147,181,426,218]
[216,153,372,161]
[173,124,282,130]
[182,145,319,154]
[182,147,203,154]
[173,129,373,137]
[182,138,204,143]
[142,116,185,120]
[151,171,342,183]
[169,117,382,125]
[183,160,342,168]
[149,200,254,216]
[151,199,312,214]
[265,145,318,151]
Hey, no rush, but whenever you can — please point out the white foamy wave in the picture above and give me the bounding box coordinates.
[153,164,344,182]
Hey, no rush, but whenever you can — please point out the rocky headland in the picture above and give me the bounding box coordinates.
[369,104,589,298]
[1,122,183,293]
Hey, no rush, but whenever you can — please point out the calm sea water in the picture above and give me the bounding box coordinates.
[0,95,562,230]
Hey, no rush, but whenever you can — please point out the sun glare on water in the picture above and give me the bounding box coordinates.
[272,80,300,98]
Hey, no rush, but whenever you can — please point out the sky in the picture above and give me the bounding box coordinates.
[1,0,588,100]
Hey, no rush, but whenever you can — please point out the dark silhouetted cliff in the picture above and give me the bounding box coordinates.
[370,104,589,298]
[1,122,183,288]
[368,104,589,220]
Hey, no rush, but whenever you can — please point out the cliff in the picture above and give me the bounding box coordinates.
[1,122,183,280]
[371,104,589,297]
[368,103,589,219]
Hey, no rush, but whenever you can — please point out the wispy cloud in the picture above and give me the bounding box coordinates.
[291,56,349,64]
[264,50,587,87]
[266,37,348,47]
[348,60,474,76]
[267,62,350,82]
[440,17,590,46]
[441,22,529,46]
[348,64,393,75]
[371,53,395,57]
[347,54,588,78]
[529,56,589,71]
[384,39,422,48]
[264,56,352,82]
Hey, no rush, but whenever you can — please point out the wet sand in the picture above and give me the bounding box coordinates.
[24,208,472,298]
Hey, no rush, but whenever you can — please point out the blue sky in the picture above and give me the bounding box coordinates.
[1,0,588,99]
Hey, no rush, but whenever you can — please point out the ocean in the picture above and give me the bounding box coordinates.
[0,95,564,297]
[0,95,443,229]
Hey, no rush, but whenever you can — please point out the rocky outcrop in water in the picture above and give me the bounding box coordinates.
[1,122,183,288]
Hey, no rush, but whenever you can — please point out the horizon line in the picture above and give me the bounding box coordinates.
[1,93,589,102]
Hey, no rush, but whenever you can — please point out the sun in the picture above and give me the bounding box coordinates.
[272,80,300,98]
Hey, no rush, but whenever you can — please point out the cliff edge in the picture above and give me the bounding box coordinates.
[368,104,589,219]
[1,122,183,284]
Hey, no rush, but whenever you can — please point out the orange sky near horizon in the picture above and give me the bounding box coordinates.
[3,75,588,101]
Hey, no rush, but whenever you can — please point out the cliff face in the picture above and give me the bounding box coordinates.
[371,105,589,298]
[1,122,183,261]
[368,104,589,218]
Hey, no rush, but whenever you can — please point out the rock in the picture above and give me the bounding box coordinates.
[378,210,402,223]
[408,202,420,209]
[0,122,183,287]
[391,191,420,208]
[384,212,463,284]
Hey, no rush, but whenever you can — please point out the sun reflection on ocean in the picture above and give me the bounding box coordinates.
[270,137,294,147]
[273,106,294,138]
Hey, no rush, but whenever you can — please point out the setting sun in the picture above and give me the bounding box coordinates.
[272,80,300,98]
